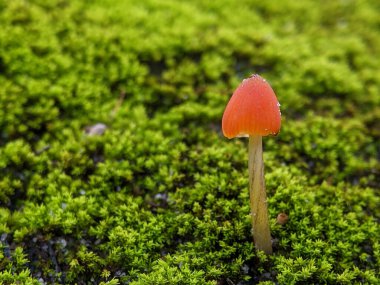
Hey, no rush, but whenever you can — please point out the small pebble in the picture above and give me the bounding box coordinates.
[1,233,7,241]
[241,264,249,274]
[57,238,67,248]
[85,123,107,136]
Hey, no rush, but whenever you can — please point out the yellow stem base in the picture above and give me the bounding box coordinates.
[248,135,272,254]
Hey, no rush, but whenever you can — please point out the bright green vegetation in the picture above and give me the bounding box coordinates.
[0,0,379,284]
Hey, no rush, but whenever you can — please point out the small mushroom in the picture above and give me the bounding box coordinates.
[276,213,289,225]
[222,74,281,254]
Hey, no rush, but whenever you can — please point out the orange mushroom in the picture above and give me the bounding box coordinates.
[222,74,281,254]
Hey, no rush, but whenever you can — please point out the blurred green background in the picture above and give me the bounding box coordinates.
[0,0,379,284]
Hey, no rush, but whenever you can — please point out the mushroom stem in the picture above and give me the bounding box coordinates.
[248,135,272,254]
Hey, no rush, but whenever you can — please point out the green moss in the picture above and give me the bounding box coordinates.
[0,0,379,284]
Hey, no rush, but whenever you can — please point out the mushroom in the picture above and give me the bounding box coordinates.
[276,213,289,225]
[222,74,281,254]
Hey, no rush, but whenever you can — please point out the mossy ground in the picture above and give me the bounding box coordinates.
[1,0,380,284]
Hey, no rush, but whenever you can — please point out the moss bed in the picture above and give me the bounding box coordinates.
[1,0,380,284]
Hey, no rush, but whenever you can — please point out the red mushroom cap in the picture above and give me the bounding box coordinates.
[222,74,281,139]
